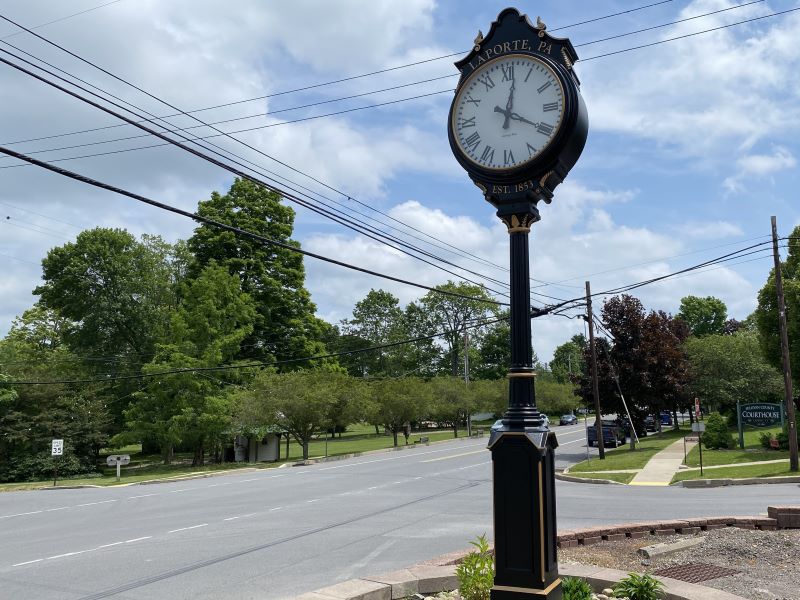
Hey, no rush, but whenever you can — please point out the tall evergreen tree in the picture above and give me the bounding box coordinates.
[188,178,326,365]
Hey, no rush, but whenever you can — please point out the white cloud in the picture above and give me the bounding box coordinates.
[724,146,797,192]
[681,221,744,239]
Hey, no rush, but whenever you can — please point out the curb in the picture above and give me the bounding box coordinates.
[679,475,800,488]
[292,561,746,600]
[556,473,624,485]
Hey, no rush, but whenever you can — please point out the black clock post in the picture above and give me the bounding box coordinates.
[447,9,588,600]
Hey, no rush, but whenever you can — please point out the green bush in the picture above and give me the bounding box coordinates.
[702,412,734,450]
[759,430,776,450]
[612,572,664,600]
[455,534,494,600]
[562,576,593,600]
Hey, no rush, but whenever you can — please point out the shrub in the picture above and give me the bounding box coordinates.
[612,572,664,600]
[562,576,593,600]
[455,534,493,600]
[702,412,734,450]
[759,431,777,450]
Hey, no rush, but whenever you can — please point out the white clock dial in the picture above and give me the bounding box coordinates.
[452,54,565,170]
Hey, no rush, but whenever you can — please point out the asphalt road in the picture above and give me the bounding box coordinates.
[1,423,797,600]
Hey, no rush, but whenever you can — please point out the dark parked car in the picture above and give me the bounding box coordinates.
[559,414,578,426]
[660,411,673,425]
[617,416,647,439]
[644,415,657,431]
[587,420,626,448]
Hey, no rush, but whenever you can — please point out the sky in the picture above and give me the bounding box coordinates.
[1,0,799,362]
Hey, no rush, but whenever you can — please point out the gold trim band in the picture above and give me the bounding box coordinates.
[493,578,561,595]
[507,372,537,378]
[507,226,531,234]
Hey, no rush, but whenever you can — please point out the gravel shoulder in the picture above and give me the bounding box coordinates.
[559,527,800,600]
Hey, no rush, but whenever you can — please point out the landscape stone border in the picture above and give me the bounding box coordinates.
[293,508,800,600]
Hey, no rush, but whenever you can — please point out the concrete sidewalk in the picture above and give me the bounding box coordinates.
[629,437,697,486]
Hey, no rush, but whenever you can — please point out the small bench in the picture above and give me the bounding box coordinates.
[414,436,430,445]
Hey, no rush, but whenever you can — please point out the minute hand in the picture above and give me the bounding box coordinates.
[508,112,540,127]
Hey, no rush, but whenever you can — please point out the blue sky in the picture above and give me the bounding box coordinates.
[1,0,799,361]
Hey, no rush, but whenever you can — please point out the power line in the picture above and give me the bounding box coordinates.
[583,6,800,62]
[0,144,508,307]
[0,50,516,297]
[0,0,124,40]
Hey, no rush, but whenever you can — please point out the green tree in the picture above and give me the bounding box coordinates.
[368,377,428,446]
[0,310,111,481]
[188,178,327,365]
[341,289,405,376]
[685,330,784,415]
[420,281,498,376]
[474,318,509,380]
[122,264,256,465]
[34,229,181,427]
[702,412,734,450]
[755,224,800,390]
[550,334,586,384]
[430,376,474,438]
[239,369,356,459]
[677,295,728,337]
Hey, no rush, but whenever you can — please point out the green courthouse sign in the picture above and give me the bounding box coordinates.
[739,402,783,427]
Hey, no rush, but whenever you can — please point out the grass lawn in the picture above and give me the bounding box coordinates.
[685,426,788,467]
[568,426,688,473]
[564,471,635,484]
[0,424,477,492]
[671,460,795,483]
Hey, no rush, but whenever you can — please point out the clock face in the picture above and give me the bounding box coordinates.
[451,54,565,171]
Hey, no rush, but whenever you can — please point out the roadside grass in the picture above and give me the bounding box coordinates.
[568,426,688,473]
[671,460,794,483]
[0,424,478,492]
[684,425,788,467]
[564,471,635,484]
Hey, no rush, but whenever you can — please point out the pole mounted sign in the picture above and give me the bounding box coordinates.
[736,401,784,449]
[51,439,64,456]
[448,8,588,600]
[106,454,130,482]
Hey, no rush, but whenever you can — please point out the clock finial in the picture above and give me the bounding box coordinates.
[473,30,484,51]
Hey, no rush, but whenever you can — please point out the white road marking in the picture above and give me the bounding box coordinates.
[47,551,85,560]
[306,499,319,503]
[127,493,158,499]
[124,536,152,543]
[45,507,69,512]
[12,559,43,566]
[95,541,125,549]
[168,489,190,493]
[413,476,423,480]
[0,510,43,519]
[392,481,403,485]
[458,461,489,470]
[240,478,258,482]
[367,486,379,490]
[422,449,485,463]
[269,507,283,512]
[318,441,488,471]
[168,524,207,533]
[76,500,116,507]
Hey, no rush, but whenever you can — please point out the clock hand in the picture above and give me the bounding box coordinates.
[508,111,539,128]
[503,81,515,129]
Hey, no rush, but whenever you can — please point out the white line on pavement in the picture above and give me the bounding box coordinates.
[124,536,152,543]
[422,449,485,463]
[317,441,488,472]
[0,510,43,519]
[76,500,116,507]
[306,499,319,503]
[44,507,69,512]
[12,559,43,566]
[95,541,126,549]
[167,524,207,534]
[127,493,158,499]
[47,551,85,560]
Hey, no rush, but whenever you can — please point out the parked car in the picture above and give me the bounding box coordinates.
[559,414,578,426]
[587,420,626,448]
[660,411,673,426]
[616,415,647,439]
[644,415,657,431]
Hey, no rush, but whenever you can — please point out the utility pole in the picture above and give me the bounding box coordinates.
[771,216,798,471]
[464,325,471,436]
[586,281,605,458]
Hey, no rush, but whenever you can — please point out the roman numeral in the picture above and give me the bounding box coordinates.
[464,131,481,152]
[503,149,515,166]
[526,143,537,157]
[543,102,559,112]
[536,122,554,136]
[480,145,495,163]
[478,75,495,92]
[537,81,552,94]
[464,93,481,106]
[525,68,533,82]
[501,64,514,82]
[460,116,476,128]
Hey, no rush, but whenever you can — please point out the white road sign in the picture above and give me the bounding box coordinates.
[106,454,130,466]
[51,439,63,456]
